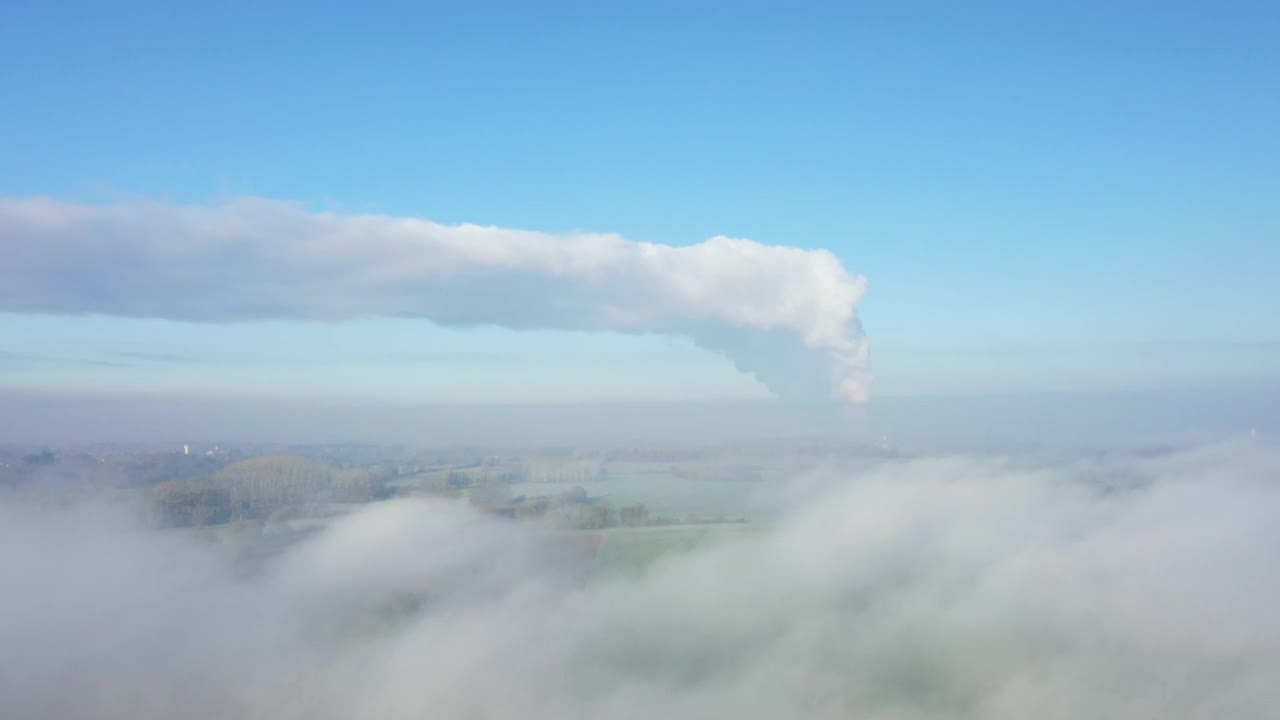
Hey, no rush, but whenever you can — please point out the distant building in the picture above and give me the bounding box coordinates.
[183,444,189,456]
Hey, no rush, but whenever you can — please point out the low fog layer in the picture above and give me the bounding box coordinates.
[0,197,870,401]
[3,441,1277,719]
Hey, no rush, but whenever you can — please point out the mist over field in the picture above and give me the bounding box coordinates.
[3,440,1277,720]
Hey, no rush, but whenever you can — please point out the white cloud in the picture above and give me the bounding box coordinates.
[0,197,871,401]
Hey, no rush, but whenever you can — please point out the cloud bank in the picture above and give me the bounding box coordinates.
[0,197,871,401]
[3,441,1278,719]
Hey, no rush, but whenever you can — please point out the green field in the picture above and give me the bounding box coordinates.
[595,523,761,577]
[161,505,765,581]
[509,471,763,519]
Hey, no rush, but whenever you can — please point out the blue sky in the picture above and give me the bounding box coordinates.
[2,1,1277,402]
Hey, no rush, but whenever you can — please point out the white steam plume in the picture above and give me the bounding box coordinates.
[0,197,871,401]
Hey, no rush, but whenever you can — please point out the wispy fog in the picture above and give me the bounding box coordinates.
[3,441,1277,719]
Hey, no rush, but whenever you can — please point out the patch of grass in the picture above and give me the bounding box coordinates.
[597,524,759,577]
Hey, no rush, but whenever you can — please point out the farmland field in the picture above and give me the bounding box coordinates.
[595,523,761,577]
[510,471,765,519]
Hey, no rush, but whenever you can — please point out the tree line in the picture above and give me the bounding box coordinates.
[148,456,394,528]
